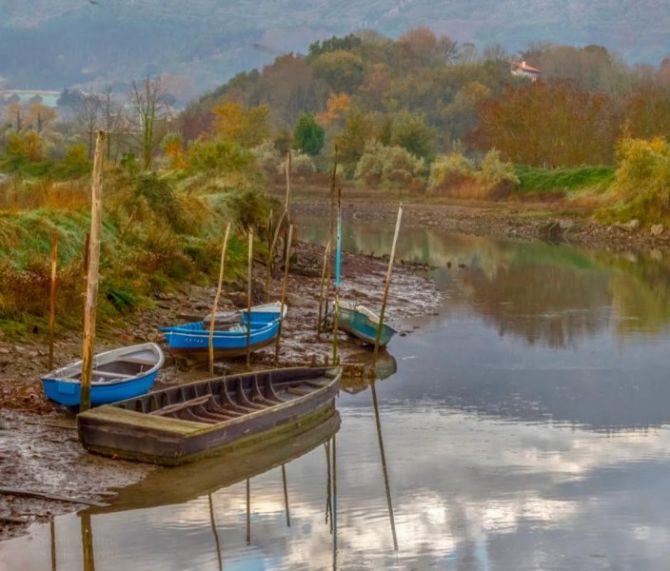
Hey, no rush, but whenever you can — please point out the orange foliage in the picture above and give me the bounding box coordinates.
[471,80,618,167]
[316,93,352,127]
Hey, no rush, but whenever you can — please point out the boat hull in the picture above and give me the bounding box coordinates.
[77,367,341,465]
[42,371,158,407]
[41,343,164,407]
[161,311,281,360]
[338,305,396,347]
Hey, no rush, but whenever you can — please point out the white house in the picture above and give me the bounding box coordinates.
[511,61,540,81]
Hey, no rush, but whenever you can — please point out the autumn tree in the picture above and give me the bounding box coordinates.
[212,101,270,148]
[293,114,325,156]
[313,50,364,94]
[317,93,352,128]
[472,80,618,167]
[76,92,102,159]
[385,112,436,160]
[334,111,379,174]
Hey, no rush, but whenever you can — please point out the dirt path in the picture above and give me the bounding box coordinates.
[0,241,440,540]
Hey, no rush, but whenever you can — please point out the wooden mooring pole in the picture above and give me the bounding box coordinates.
[246,229,253,368]
[273,224,293,366]
[48,232,59,370]
[80,131,105,413]
[316,241,331,336]
[209,223,232,376]
[372,205,403,363]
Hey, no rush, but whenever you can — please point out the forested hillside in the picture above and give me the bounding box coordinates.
[1,0,669,91]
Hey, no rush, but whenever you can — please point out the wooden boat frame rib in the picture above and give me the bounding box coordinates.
[77,366,341,465]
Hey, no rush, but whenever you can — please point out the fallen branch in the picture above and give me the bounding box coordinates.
[0,487,105,507]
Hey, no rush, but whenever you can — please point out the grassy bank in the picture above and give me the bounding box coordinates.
[514,165,615,197]
[0,170,272,339]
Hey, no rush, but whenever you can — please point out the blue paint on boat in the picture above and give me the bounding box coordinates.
[41,343,164,407]
[161,308,282,354]
[42,371,159,407]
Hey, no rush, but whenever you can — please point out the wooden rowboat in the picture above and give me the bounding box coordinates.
[160,302,286,360]
[337,301,397,347]
[77,366,341,465]
[41,343,164,407]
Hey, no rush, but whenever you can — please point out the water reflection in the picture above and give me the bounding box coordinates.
[6,222,670,569]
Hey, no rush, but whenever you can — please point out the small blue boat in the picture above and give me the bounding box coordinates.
[161,302,285,360]
[337,301,397,347]
[41,343,165,407]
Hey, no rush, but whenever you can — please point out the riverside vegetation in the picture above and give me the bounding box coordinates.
[3,28,670,339]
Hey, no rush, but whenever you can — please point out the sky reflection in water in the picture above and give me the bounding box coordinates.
[3,222,670,570]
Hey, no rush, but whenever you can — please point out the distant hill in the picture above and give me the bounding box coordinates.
[1,0,668,94]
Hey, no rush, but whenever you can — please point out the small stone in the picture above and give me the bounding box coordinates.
[650,224,664,236]
[622,219,640,231]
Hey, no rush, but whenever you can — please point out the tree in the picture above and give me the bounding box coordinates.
[386,112,436,160]
[334,111,378,174]
[313,50,364,93]
[317,93,352,127]
[76,93,101,159]
[212,101,270,148]
[131,77,168,170]
[472,80,618,167]
[293,114,325,156]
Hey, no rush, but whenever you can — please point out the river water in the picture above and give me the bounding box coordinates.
[3,220,670,570]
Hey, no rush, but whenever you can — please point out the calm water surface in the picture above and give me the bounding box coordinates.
[3,220,670,570]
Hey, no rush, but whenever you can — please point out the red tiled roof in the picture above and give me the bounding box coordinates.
[512,60,540,73]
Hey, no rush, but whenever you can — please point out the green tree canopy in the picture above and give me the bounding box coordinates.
[293,114,325,156]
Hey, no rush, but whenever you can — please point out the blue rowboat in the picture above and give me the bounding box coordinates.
[161,302,286,360]
[41,343,165,407]
[337,301,397,347]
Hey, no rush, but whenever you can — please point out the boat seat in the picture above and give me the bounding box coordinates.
[150,394,212,416]
[92,370,134,379]
[118,357,156,366]
[286,386,312,397]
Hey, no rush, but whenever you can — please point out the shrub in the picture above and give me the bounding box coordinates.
[354,140,425,189]
[478,149,519,198]
[428,153,476,191]
[278,151,316,178]
[613,137,670,220]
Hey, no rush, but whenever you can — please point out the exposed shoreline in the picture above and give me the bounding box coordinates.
[0,240,441,540]
[288,188,670,252]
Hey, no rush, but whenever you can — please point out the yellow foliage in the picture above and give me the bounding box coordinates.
[212,101,270,148]
[317,93,352,127]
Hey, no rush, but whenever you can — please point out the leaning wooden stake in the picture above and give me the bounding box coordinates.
[273,224,293,366]
[265,209,273,302]
[48,232,59,370]
[246,229,253,368]
[316,242,331,336]
[372,205,403,363]
[323,147,338,323]
[209,223,232,376]
[80,130,105,413]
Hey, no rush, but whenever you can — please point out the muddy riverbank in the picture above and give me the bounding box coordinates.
[0,241,440,540]
[290,191,670,252]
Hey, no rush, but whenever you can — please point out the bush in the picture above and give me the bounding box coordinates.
[613,137,670,220]
[354,140,425,189]
[278,151,316,178]
[477,149,518,198]
[428,153,476,191]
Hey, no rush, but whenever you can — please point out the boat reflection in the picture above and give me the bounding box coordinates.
[340,350,397,394]
[86,409,341,515]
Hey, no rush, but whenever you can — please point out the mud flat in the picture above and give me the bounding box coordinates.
[0,241,441,539]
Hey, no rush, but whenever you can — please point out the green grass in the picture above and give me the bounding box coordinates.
[514,165,615,195]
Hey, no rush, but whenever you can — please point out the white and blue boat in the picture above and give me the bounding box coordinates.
[41,343,164,407]
[161,302,286,360]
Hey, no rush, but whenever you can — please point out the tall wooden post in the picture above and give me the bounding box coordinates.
[372,205,403,363]
[316,242,331,335]
[246,229,253,368]
[48,232,59,370]
[80,131,105,412]
[209,223,232,376]
[273,224,293,366]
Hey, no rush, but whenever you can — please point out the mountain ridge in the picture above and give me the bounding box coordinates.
[0,0,668,93]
